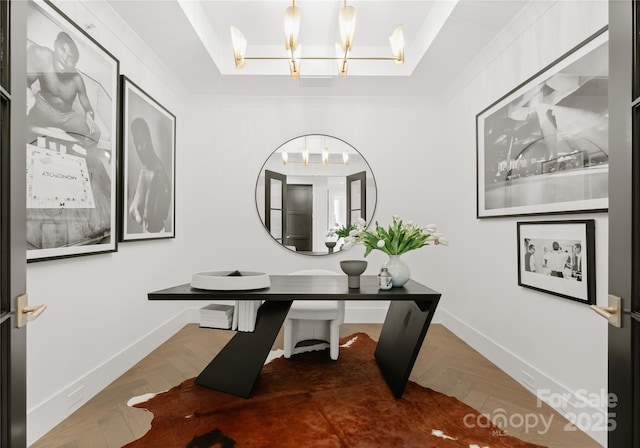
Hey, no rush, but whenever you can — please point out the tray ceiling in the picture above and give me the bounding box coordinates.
[106,0,535,98]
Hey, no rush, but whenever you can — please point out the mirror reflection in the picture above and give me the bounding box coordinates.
[256,134,377,255]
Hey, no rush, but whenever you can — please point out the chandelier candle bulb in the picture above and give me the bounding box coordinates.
[390,25,405,65]
[230,26,246,68]
[284,1,300,51]
[339,3,357,52]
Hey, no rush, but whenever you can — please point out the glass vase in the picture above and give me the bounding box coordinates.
[383,254,410,287]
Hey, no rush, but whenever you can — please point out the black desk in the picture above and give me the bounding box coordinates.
[148,275,441,399]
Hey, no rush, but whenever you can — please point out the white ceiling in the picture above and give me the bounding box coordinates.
[105,0,534,98]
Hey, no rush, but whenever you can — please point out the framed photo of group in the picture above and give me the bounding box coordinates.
[517,220,595,305]
[476,27,609,218]
[119,76,176,241]
[26,0,119,261]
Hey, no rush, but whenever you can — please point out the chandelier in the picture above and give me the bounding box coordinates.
[281,136,349,166]
[230,0,404,79]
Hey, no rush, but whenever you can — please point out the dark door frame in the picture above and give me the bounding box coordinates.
[2,1,28,447]
[609,1,637,446]
[264,169,287,246]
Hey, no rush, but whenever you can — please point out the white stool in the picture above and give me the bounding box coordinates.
[284,269,344,360]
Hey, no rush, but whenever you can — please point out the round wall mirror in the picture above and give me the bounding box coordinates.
[255,134,377,255]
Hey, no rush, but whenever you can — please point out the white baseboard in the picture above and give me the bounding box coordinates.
[438,308,606,447]
[345,303,388,323]
[27,311,190,447]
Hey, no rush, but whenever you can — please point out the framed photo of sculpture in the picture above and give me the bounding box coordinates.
[476,27,608,218]
[517,220,595,305]
[119,76,175,241]
[26,0,119,261]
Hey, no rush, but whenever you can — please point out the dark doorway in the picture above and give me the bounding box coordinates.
[285,184,312,252]
[346,171,366,227]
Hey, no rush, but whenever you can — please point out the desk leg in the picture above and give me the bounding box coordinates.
[374,299,439,398]
[195,300,292,398]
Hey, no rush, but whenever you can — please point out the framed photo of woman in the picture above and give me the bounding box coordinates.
[120,76,176,241]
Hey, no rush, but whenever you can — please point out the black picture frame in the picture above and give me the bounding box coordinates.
[517,219,595,305]
[119,76,176,241]
[476,27,608,218]
[26,0,120,261]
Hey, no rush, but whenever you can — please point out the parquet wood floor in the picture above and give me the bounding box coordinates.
[30,323,601,448]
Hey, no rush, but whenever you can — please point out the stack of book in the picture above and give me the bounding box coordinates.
[199,304,235,329]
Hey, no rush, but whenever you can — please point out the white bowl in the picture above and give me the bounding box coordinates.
[190,271,270,291]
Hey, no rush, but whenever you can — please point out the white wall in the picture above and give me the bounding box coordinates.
[26,1,610,447]
[180,95,444,317]
[434,1,609,446]
[25,1,204,445]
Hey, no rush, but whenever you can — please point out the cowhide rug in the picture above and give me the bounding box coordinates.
[124,333,546,448]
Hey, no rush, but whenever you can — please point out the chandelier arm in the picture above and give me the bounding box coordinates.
[339,57,400,61]
[243,56,400,61]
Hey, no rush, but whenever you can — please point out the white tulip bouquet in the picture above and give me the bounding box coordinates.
[344,215,448,257]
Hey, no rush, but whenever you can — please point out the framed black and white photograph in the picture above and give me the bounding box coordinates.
[120,76,175,241]
[26,0,119,261]
[517,220,595,305]
[477,27,608,218]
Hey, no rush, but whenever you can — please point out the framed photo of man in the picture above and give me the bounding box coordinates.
[120,76,176,241]
[26,0,119,261]
[517,220,595,305]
